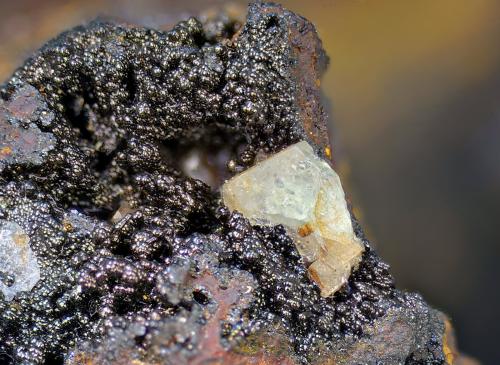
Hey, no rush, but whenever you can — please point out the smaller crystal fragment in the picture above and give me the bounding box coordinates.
[222,141,365,297]
[0,220,40,301]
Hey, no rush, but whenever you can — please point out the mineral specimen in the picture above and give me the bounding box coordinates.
[0,220,40,301]
[0,2,470,365]
[222,140,365,297]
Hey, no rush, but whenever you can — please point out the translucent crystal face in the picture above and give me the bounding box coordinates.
[0,220,40,301]
[222,141,365,297]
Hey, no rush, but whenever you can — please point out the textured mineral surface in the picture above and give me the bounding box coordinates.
[222,140,365,297]
[0,85,56,172]
[0,2,468,365]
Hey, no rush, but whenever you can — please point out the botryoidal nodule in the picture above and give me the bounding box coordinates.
[0,3,459,364]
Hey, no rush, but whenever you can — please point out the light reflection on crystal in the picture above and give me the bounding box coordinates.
[0,220,40,301]
[222,141,364,296]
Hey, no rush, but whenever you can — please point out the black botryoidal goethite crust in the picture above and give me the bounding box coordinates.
[0,3,450,365]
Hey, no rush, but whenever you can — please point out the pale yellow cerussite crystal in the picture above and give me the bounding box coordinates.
[222,141,364,297]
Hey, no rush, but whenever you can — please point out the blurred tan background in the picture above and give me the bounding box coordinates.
[1,0,499,363]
